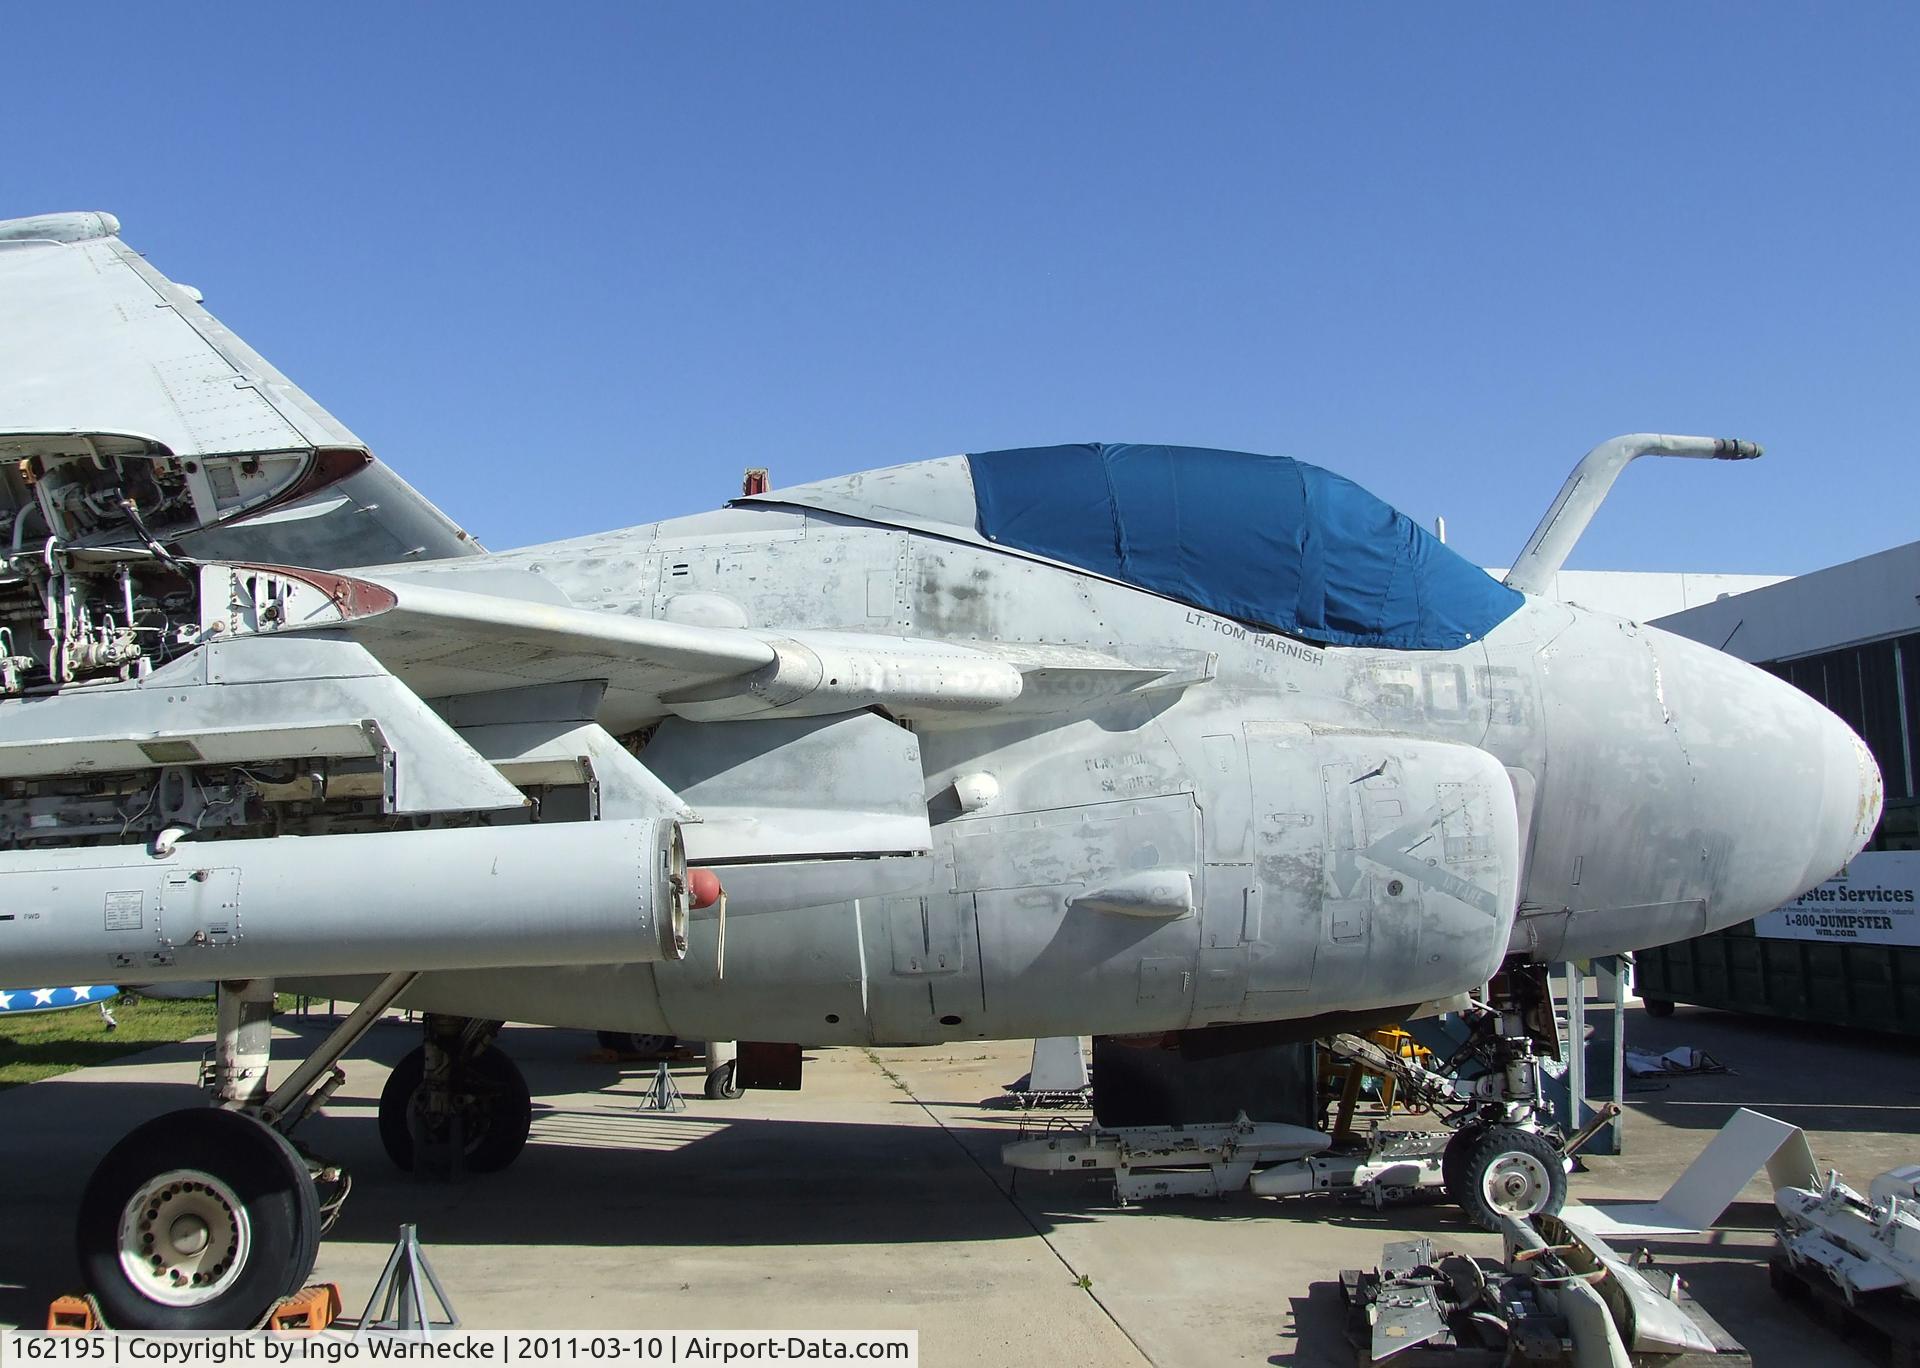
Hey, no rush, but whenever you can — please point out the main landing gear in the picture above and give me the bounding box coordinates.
[72,975,534,1330]
[378,1016,533,1176]
[76,1109,321,1331]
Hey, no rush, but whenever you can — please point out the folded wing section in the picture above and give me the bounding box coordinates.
[0,211,477,568]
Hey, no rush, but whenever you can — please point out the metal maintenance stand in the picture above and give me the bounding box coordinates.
[641,1059,686,1112]
[356,1224,458,1337]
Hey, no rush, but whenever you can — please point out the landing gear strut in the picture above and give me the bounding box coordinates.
[74,972,415,1330]
[1432,965,1572,1229]
[377,1015,533,1176]
[1321,965,1573,1229]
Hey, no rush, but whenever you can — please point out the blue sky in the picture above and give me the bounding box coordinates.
[10,5,1917,573]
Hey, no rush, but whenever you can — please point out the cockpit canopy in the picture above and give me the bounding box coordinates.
[967,443,1522,650]
[739,442,1524,651]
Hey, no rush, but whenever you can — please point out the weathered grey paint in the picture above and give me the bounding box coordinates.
[300,475,1879,1045]
[3,819,687,984]
[0,215,1885,1051]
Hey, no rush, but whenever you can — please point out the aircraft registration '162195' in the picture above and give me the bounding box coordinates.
[0,211,1884,1328]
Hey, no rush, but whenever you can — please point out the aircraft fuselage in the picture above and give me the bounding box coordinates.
[345,498,1879,1046]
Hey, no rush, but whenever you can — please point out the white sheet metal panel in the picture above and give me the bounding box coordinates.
[0,229,325,455]
[0,212,481,567]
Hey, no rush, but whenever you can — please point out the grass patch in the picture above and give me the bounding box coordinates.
[0,994,216,1091]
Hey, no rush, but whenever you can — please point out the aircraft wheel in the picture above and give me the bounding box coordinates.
[379,1044,532,1176]
[595,1031,678,1057]
[1642,997,1676,1018]
[1440,1122,1489,1199]
[704,1060,744,1101]
[76,1108,319,1330]
[1453,1125,1567,1230]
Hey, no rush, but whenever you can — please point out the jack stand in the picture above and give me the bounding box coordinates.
[641,1060,685,1112]
[356,1225,457,1337]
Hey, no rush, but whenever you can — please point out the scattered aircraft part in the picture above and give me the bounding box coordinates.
[1342,1224,1746,1365]
[3,818,691,984]
[1505,433,1764,596]
[1002,1114,1331,1202]
[1528,1211,1719,1358]
[1002,1110,1486,1212]
[1502,1215,1743,1362]
[1569,1107,1819,1238]
[1001,1036,1092,1110]
[1775,1162,1920,1305]
[1246,1129,1456,1208]
[1767,1251,1920,1365]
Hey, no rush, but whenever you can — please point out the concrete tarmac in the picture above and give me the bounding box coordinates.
[1,1002,1913,1365]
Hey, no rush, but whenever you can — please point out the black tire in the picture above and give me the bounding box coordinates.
[379,1044,532,1176]
[1642,997,1676,1019]
[704,1061,744,1100]
[1441,1122,1490,1199]
[76,1108,318,1330]
[595,1031,678,1057]
[1452,1125,1568,1231]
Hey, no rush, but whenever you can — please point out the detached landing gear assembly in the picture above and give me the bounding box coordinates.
[72,974,539,1330]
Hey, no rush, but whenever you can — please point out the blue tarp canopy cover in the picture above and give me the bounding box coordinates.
[967,443,1523,651]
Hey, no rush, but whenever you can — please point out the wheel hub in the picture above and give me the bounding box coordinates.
[117,1169,251,1307]
[1482,1151,1552,1214]
[168,1215,210,1256]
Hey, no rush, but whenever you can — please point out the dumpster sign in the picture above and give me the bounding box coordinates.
[1754,851,1920,946]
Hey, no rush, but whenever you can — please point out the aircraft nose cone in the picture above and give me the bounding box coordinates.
[1808,712,1883,890]
[1648,628,1884,926]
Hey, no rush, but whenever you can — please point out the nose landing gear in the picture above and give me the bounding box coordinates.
[1447,1124,1568,1229]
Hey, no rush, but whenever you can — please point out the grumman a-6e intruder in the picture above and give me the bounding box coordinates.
[0,211,1883,1328]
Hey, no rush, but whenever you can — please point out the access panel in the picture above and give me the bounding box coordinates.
[1220,724,1519,1023]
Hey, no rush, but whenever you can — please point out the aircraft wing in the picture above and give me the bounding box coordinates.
[0,212,1216,904]
[0,211,479,569]
[178,559,1216,730]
